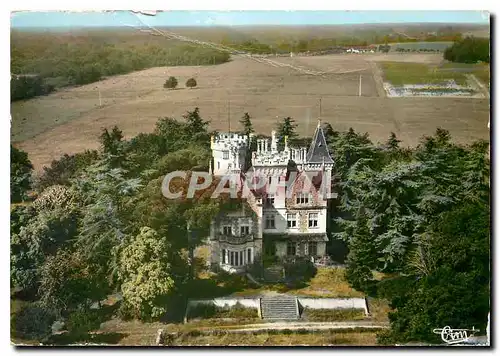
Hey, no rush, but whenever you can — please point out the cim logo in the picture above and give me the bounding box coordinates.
[432,326,480,345]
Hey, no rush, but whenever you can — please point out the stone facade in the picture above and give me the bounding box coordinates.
[209,121,335,272]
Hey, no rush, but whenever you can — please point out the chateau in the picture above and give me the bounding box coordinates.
[208,122,335,273]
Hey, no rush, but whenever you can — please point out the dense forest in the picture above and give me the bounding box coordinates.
[11,108,490,344]
[444,36,490,63]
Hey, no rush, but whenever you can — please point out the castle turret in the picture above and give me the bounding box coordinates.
[211,132,249,176]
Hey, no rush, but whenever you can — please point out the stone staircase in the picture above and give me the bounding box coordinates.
[260,295,299,320]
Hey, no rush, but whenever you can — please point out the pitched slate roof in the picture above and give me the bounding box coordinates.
[306,122,334,164]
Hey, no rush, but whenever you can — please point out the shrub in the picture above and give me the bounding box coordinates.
[187,302,258,320]
[164,76,178,89]
[65,309,102,336]
[186,78,197,88]
[117,301,136,321]
[283,257,317,282]
[11,145,33,203]
[11,303,57,342]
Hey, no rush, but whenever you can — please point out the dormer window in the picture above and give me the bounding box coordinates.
[296,192,311,204]
[265,194,275,207]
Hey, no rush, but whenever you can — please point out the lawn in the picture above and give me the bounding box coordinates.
[302,308,366,322]
[437,62,490,89]
[231,267,365,298]
[170,328,379,346]
[473,66,491,89]
[380,61,468,86]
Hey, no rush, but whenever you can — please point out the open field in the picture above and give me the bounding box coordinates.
[438,62,491,89]
[380,61,468,85]
[12,53,490,169]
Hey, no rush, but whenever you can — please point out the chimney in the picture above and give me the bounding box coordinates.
[271,130,278,152]
[301,147,307,162]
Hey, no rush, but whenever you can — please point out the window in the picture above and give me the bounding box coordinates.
[268,176,273,185]
[223,150,229,160]
[287,241,297,256]
[222,248,227,264]
[265,194,275,207]
[308,213,319,228]
[235,251,239,266]
[287,213,297,228]
[247,248,252,263]
[240,251,244,266]
[223,226,232,235]
[230,251,234,265]
[308,242,318,256]
[240,225,250,235]
[265,215,275,229]
[218,161,220,169]
[296,192,310,204]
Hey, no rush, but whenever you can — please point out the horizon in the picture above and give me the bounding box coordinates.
[11,10,490,28]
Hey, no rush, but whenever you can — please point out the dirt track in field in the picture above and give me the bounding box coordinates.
[11,53,490,170]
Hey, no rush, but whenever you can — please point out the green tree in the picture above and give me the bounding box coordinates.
[11,303,57,342]
[186,77,197,88]
[385,132,401,151]
[11,145,33,203]
[183,107,210,141]
[444,36,490,63]
[99,126,124,156]
[239,112,254,137]
[163,76,178,89]
[11,207,79,294]
[38,249,110,312]
[378,201,490,344]
[344,207,377,291]
[34,150,100,192]
[118,227,175,320]
[276,116,298,149]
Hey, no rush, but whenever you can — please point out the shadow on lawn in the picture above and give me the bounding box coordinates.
[47,332,128,345]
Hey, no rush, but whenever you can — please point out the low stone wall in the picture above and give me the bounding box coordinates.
[189,297,260,309]
[297,297,369,315]
[185,296,370,322]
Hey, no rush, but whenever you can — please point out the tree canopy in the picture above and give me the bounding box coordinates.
[9,107,490,344]
[11,145,33,203]
[444,36,490,63]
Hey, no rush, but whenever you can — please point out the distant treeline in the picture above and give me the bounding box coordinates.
[444,36,490,63]
[220,32,464,55]
[11,31,230,102]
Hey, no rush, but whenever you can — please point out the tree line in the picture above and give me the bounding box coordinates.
[11,31,230,102]
[444,36,490,63]
[11,109,489,345]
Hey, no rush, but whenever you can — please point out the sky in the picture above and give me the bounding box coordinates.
[10,10,490,28]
